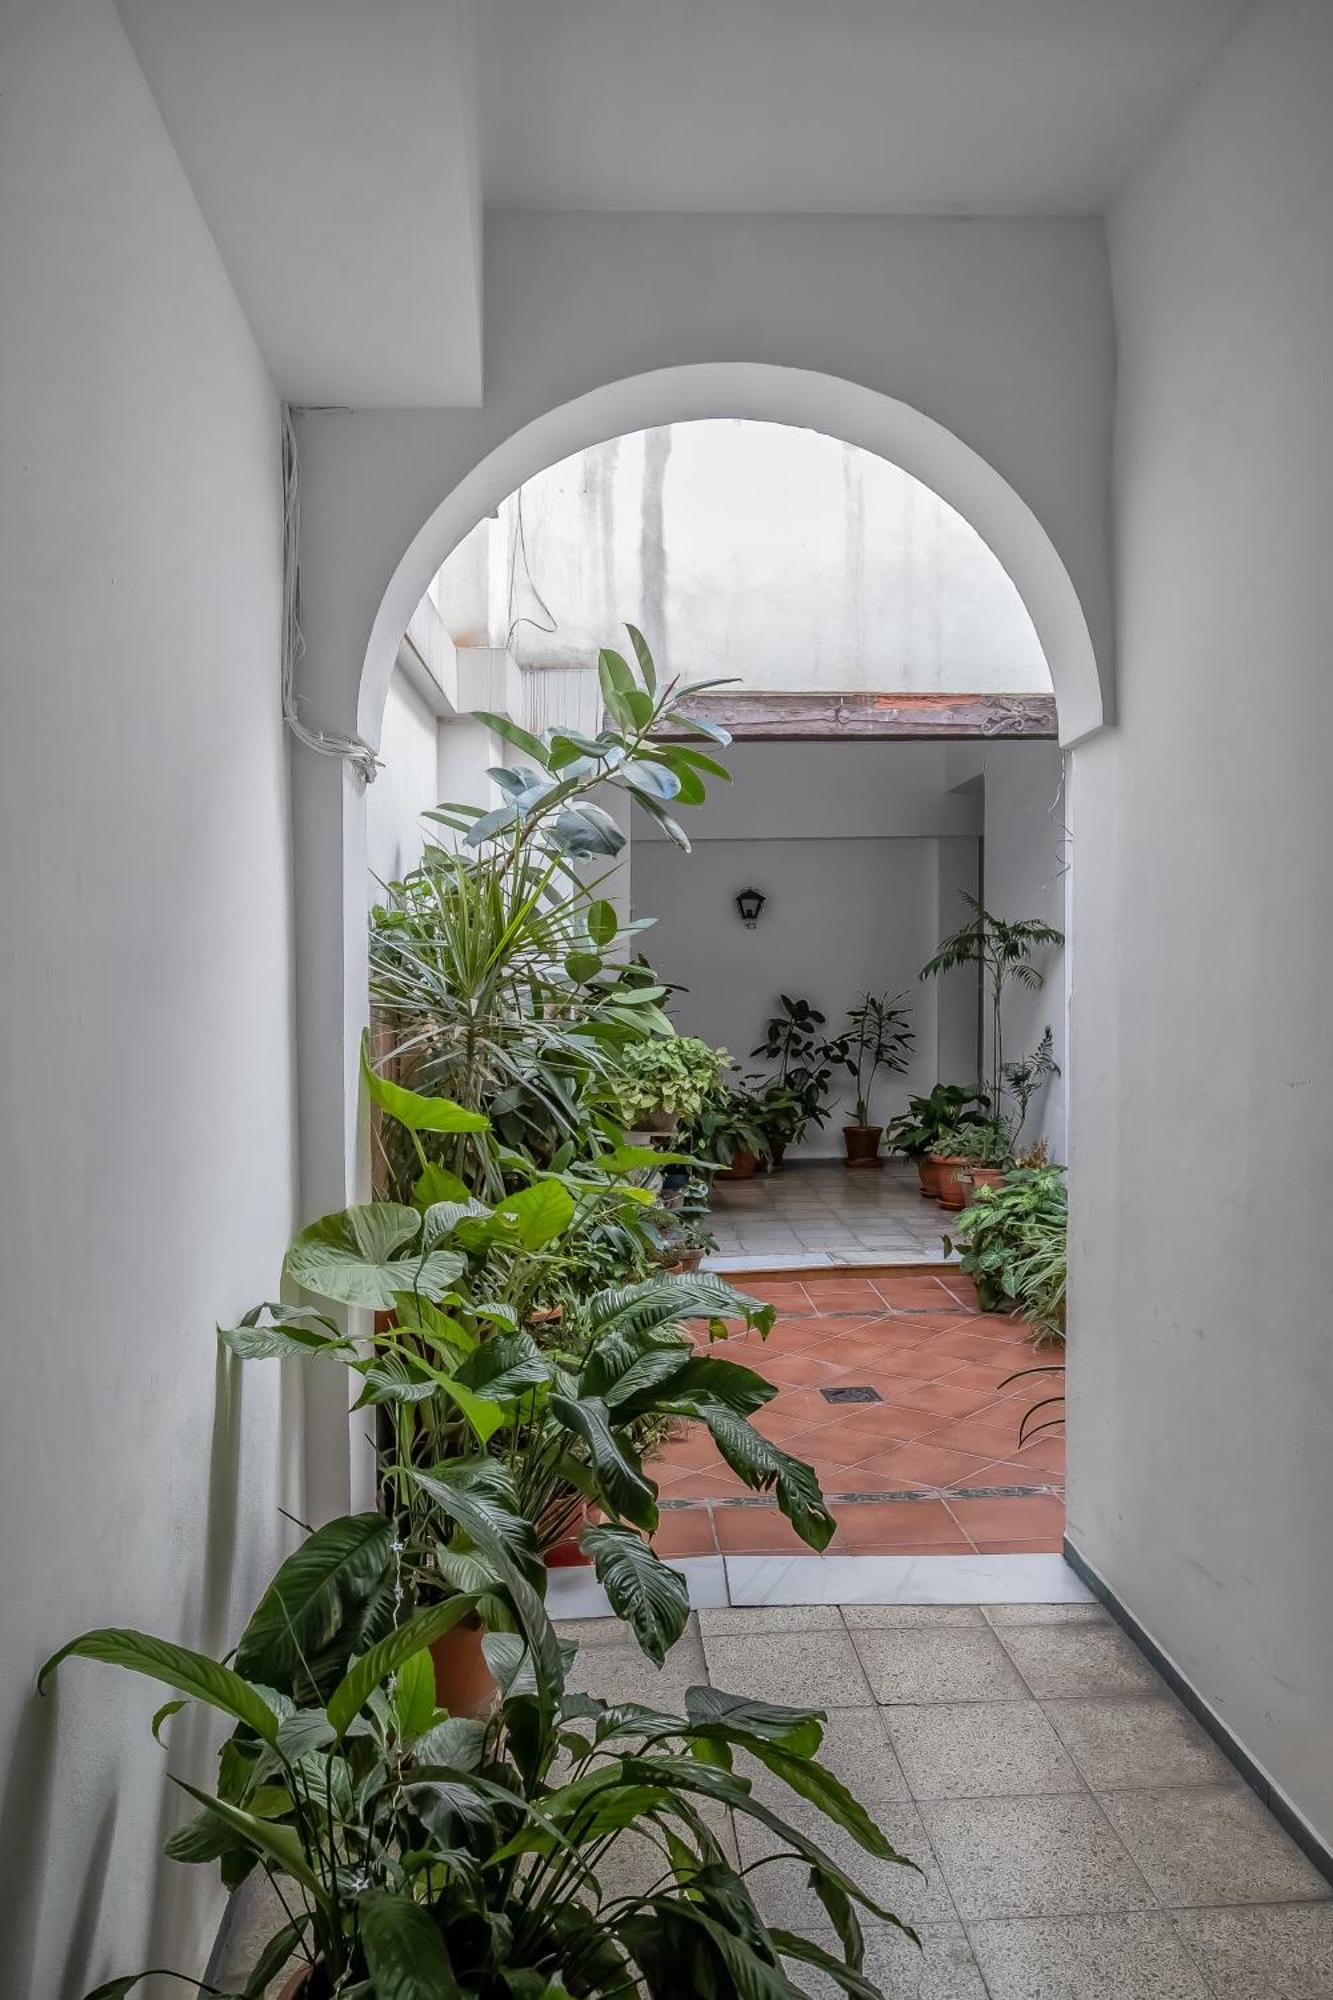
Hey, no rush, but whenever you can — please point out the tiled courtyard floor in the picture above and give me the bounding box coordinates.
[707,1159,954,1266]
[651,1268,1065,1559]
[559,1603,1333,1999]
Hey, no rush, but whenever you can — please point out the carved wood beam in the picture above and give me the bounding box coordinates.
[653,690,1058,741]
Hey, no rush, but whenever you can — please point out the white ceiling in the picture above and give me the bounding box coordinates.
[115,0,1249,405]
[477,0,1250,215]
[116,0,483,406]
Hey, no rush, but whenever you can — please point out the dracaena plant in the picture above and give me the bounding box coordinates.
[832,992,915,1128]
[44,1497,916,2000]
[369,627,737,1194]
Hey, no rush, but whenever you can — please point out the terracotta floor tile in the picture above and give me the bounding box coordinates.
[650,1508,719,1556]
[751,1393,843,1441]
[758,1350,859,1387]
[775,1421,873,1466]
[946,1494,1066,1543]
[712,1507,842,1555]
[922,1412,1033,1459]
[847,1440,998,1490]
[838,1499,972,1550]
[662,1468,748,1501]
[865,1378,1005,1421]
[802,1404,936,1453]
[969,1537,1062,1554]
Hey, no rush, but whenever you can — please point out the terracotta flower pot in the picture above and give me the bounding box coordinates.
[542,1495,603,1568]
[719,1148,759,1180]
[842,1125,884,1170]
[430,1616,498,1718]
[966,1166,1007,1196]
[918,1155,943,1200]
[664,1247,705,1275]
[933,1156,973,1210]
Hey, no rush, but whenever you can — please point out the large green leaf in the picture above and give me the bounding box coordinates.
[325,1595,480,1739]
[548,1394,659,1530]
[361,1042,490,1135]
[469,710,552,770]
[745,1741,902,1860]
[772,1932,889,2000]
[582,1527,689,1666]
[484,1179,575,1250]
[454,1331,550,1403]
[234,1512,395,1693]
[683,1687,824,1760]
[38,1630,279,1742]
[587,897,619,948]
[284,1203,466,1308]
[693,1404,836,1551]
[171,1777,322,1899]
[621,1352,775,1419]
[218,1318,349,1362]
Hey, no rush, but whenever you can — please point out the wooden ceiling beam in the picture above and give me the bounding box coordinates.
[653,690,1058,741]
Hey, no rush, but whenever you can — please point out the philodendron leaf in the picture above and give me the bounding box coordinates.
[361,1043,490,1136]
[582,1528,688,1666]
[284,1203,466,1308]
[234,1511,395,1692]
[483,1179,575,1250]
[38,1630,280,1742]
[358,1888,463,2000]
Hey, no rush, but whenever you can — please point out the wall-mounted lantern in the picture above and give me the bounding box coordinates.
[735,886,767,930]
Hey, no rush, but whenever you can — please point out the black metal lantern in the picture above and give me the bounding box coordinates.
[735,887,766,929]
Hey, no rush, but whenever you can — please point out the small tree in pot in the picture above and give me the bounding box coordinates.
[830,993,915,1169]
[750,994,837,1165]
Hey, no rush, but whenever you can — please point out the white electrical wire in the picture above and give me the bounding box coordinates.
[281,406,380,784]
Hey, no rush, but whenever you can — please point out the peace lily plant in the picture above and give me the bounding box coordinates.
[41,632,919,1998]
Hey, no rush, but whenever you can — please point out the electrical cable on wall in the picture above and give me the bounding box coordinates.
[281,406,380,784]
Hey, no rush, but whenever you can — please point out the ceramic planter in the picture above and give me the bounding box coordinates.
[664,1247,705,1274]
[430,1615,498,1717]
[966,1165,1007,1196]
[718,1148,759,1180]
[933,1155,973,1209]
[842,1125,884,1170]
[917,1155,943,1199]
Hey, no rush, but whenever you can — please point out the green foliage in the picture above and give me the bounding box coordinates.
[944,1162,1068,1337]
[47,1517,914,2000]
[921,896,1063,1134]
[750,995,837,1143]
[929,1119,1012,1168]
[885,1083,990,1159]
[601,1034,730,1127]
[686,1079,772,1168]
[831,992,915,1127]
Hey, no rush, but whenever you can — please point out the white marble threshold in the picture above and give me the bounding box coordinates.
[705,1250,959,1273]
[547,1550,1091,1619]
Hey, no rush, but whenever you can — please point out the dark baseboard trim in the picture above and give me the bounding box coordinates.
[1063,1535,1333,1888]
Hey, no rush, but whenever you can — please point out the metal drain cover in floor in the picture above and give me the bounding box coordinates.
[819,1385,882,1404]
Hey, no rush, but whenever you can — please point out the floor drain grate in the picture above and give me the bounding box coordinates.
[819,1385,882,1405]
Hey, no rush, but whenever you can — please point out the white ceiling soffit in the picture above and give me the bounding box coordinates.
[117,0,482,406]
[478,0,1250,215]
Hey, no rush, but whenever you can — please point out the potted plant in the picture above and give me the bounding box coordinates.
[830,991,915,1169]
[921,896,1063,1139]
[43,1509,914,2000]
[885,1082,992,1198]
[944,1160,1068,1336]
[750,994,837,1163]
[929,1117,1012,1211]
[688,1079,771,1178]
[603,1033,730,1135]
[653,1176,718,1271]
[750,1076,812,1170]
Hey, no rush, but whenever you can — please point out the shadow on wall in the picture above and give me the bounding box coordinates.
[0,1347,284,1996]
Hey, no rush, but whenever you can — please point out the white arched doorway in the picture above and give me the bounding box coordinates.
[295,362,1102,1517]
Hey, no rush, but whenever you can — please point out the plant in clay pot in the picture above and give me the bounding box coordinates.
[929,1118,1012,1211]
[45,1498,916,1998]
[602,1032,729,1135]
[944,1161,1067,1336]
[828,992,915,1169]
[687,1079,771,1178]
[750,994,837,1161]
[885,1082,992,1198]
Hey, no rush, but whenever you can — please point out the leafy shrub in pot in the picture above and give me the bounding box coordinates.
[885,1082,992,1198]
[603,1033,730,1132]
[929,1119,1012,1210]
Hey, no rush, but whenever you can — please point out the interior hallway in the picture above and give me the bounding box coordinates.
[708,1160,956,1267]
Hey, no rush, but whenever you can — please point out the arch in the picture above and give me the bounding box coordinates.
[357,362,1106,750]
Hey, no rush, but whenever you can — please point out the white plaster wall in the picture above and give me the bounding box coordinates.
[366,669,440,890]
[632,742,990,1152]
[1069,0,1333,1846]
[0,3,296,1989]
[635,835,946,1153]
[438,421,1050,695]
[947,742,1068,1153]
